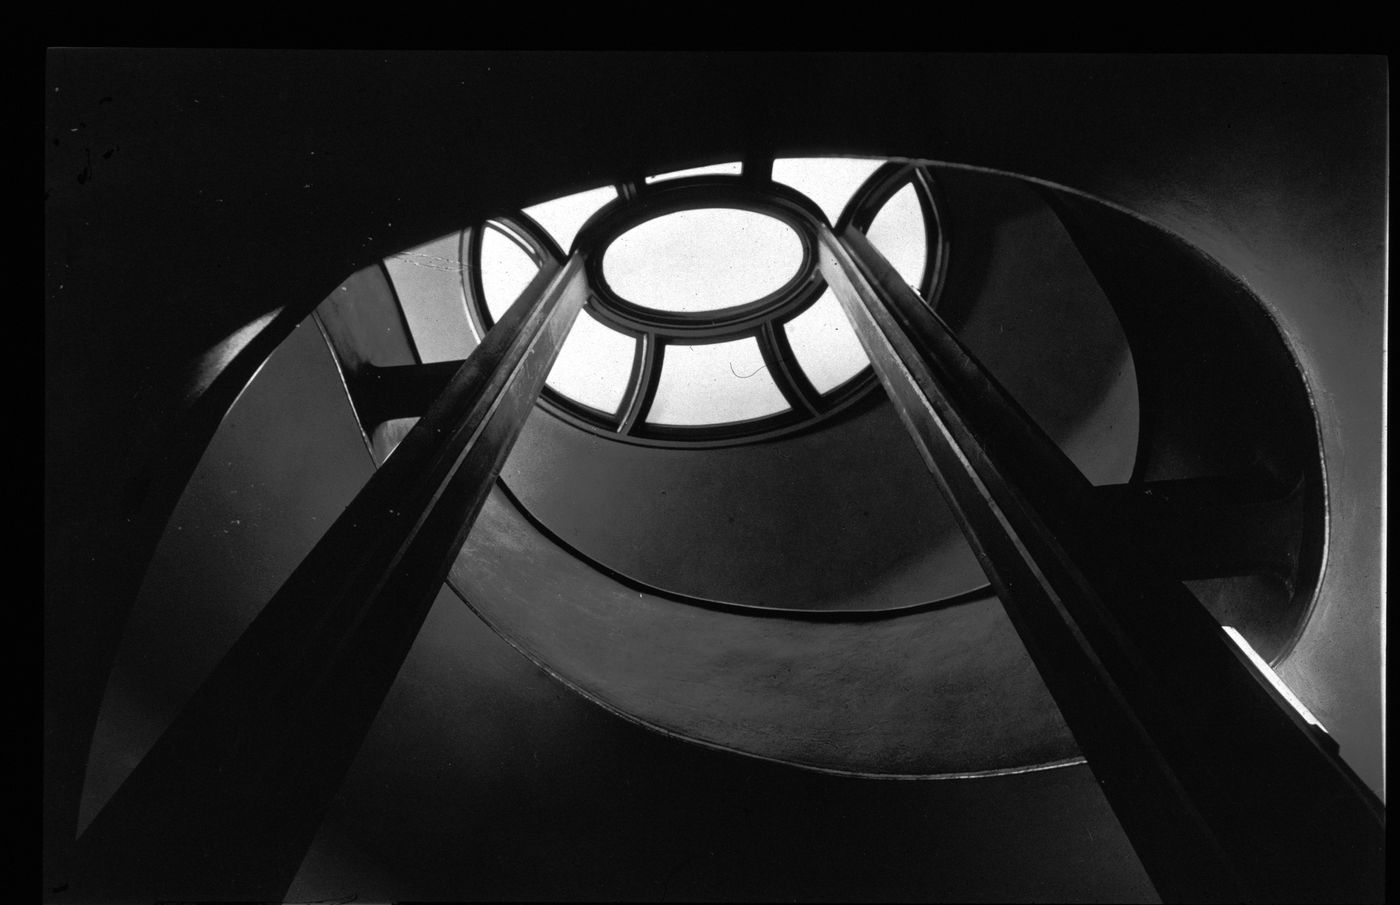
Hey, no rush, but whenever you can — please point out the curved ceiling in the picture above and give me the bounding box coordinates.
[450,486,1080,777]
[382,165,1142,612]
[363,161,1322,778]
[46,55,1385,903]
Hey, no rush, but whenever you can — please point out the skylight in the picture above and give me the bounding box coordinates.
[783,288,870,393]
[522,185,618,253]
[394,157,944,445]
[645,161,743,183]
[602,209,804,313]
[865,183,927,291]
[646,338,790,425]
[544,311,636,414]
[479,223,540,323]
[772,157,884,225]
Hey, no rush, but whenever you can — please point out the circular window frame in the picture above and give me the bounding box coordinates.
[586,182,821,334]
[461,161,950,448]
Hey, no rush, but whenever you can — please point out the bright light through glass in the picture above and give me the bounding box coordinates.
[646,160,743,183]
[772,156,884,225]
[479,224,540,323]
[522,185,618,253]
[647,338,790,425]
[603,209,803,313]
[545,311,637,414]
[865,183,927,292]
[784,289,870,393]
[469,159,928,437]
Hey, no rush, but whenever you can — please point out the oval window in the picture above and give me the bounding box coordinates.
[602,208,804,313]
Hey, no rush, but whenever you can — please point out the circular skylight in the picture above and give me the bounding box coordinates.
[447,159,945,446]
[865,183,927,291]
[647,337,791,425]
[602,209,805,313]
[479,223,540,323]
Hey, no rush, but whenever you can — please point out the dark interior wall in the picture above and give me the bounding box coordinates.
[501,167,1138,610]
[84,285,1155,901]
[984,58,1386,794]
[46,52,1386,896]
[295,582,1155,903]
[78,319,374,833]
[293,588,1154,903]
[336,198,1115,778]
[506,400,980,609]
[447,489,1079,777]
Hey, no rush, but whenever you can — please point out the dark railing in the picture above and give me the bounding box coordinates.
[819,224,1384,904]
[69,256,589,902]
[66,204,1382,905]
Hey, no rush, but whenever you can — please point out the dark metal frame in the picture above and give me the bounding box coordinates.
[580,178,824,335]
[72,155,1369,903]
[356,163,1325,643]
[820,223,1383,904]
[70,256,593,902]
[460,159,949,448]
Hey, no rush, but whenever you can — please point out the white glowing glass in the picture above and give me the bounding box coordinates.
[479,224,540,324]
[384,233,480,358]
[784,288,870,393]
[865,183,927,291]
[544,311,637,415]
[603,209,803,313]
[646,338,791,425]
[771,156,884,225]
[522,185,618,253]
[645,160,743,183]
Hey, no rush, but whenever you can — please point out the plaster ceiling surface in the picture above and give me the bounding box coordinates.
[204,136,1322,788]
[383,163,1318,779]
[449,486,1081,777]
[493,166,1141,611]
[378,164,1142,613]
[384,167,1143,774]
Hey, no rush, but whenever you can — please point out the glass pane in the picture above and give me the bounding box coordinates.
[772,156,884,225]
[545,311,637,415]
[384,232,480,360]
[645,160,742,183]
[522,184,617,253]
[646,337,790,426]
[865,183,927,292]
[603,208,803,313]
[783,288,870,393]
[480,223,540,324]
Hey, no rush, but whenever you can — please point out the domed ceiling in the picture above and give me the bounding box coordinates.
[329,156,1322,778]
[379,161,1142,614]
[48,54,1383,905]
[92,151,1323,786]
